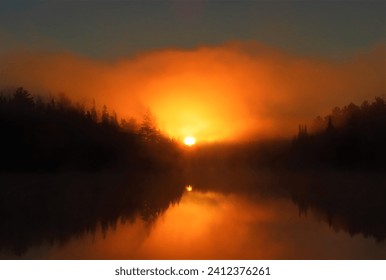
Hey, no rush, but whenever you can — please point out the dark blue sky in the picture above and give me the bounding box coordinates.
[0,0,384,58]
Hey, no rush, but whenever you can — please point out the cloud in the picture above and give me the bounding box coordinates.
[0,41,384,141]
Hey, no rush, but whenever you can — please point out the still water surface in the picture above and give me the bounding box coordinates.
[10,186,386,259]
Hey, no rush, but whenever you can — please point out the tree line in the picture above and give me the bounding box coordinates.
[285,96,386,241]
[290,96,386,170]
[0,87,185,255]
[0,87,182,173]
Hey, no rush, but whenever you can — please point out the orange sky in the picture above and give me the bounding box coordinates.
[0,41,384,142]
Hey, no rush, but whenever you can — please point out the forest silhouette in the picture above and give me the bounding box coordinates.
[0,87,185,255]
[0,87,183,173]
[290,97,386,171]
[0,87,385,257]
[286,96,386,242]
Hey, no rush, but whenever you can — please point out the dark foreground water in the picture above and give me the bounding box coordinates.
[0,170,385,259]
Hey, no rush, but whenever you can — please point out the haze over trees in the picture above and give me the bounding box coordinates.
[0,87,182,173]
[0,86,385,255]
[291,96,386,170]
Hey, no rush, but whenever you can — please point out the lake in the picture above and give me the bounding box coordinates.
[1,172,385,259]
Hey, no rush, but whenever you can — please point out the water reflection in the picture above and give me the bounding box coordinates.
[5,190,385,260]
[281,171,386,242]
[0,172,184,256]
[1,169,385,259]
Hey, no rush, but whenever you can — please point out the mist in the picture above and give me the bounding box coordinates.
[0,41,384,141]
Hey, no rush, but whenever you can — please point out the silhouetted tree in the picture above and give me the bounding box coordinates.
[12,87,34,108]
[139,110,161,142]
[326,116,334,132]
[121,117,138,132]
[90,100,98,122]
[311,115,324,133]
[101,105,110,126]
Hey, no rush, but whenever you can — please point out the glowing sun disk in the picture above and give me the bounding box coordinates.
[184,136,196,146]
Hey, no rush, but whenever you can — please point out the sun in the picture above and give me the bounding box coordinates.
[183,136,196,146]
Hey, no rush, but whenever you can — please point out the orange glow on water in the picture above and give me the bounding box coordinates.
[21,191,386,260]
